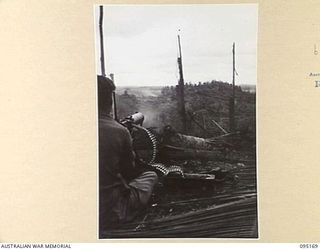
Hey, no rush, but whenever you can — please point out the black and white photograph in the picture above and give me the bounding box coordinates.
[95,4,258,239]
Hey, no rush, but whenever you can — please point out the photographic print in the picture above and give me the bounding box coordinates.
[95,4,258,239]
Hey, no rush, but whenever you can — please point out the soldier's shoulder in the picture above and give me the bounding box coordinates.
[99,117,128,134]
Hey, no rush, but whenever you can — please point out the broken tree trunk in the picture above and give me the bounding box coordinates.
[162,125,227,150]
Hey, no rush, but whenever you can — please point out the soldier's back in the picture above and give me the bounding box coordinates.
[99,114,130,186]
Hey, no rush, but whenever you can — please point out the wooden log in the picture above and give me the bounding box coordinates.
[164,132,212,150]
[162,125,230,150]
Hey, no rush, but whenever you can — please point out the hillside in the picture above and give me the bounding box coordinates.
[115,80,255,139]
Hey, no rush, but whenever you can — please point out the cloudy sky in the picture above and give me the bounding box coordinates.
[95,4,257,87]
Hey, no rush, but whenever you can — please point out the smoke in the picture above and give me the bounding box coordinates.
[116,86,168,128]
[139,107,160,128]
[117,86,163,98]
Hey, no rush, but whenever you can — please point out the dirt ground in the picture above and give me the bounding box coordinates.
[102,145,258,238]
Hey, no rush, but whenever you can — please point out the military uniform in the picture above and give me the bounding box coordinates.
[99,114,158,230]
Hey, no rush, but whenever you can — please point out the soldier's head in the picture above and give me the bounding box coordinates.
[97,75,115,115]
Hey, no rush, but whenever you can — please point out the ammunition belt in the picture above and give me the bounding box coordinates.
[132,125,184,177]
[150,163,184,177]
[132,124,157,164]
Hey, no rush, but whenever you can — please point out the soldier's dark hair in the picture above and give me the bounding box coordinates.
[97,75,115,113]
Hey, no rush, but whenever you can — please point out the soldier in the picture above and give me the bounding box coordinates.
[98,75,158,234]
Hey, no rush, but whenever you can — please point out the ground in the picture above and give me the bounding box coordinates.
[101,145,258,238]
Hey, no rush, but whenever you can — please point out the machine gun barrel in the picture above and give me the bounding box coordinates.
[120,112,145,128]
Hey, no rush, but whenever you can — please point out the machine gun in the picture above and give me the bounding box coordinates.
[120,112,145,132]
[118,112,230,183]
[119,112,160,169]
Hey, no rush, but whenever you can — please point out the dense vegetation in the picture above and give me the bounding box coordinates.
[115,80,255,138]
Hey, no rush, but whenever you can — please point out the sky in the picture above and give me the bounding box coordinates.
[94,4,257,87]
